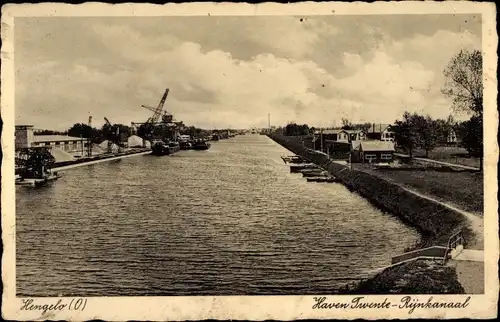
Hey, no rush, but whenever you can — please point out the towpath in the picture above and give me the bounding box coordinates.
[327,160,483,248]
[396,185,484,249]
[394,153,480,171]
[447,247,485,294]
[357,166,484,250]
[329,161,486,294]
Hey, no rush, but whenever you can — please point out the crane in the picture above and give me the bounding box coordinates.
[103,117,125,153]
[132,88,183,144]
[141,88,173,124]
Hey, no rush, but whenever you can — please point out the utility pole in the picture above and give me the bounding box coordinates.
[268,113,271,131]
[87,115,92,157]
[81,134,84,158]
[320,128,324,153]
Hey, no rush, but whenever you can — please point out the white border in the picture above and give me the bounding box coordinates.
[2,2,498,320]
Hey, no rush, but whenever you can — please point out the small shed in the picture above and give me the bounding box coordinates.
[352,141,395,163]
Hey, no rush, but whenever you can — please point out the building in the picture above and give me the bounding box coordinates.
[32,135,87,152]
[447,128,458,144]
[313,129,366,150]
[343,129,366,142]
[352,141,395,163]
[15,125,87,152]
[15,125,35,150]
[366,123,395,142]
[313,129,366,157]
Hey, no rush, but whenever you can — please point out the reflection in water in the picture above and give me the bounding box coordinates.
[16,135,419,296]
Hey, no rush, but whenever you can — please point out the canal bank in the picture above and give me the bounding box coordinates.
[15,148,152,176]
[268,134,471,248]
[268,134,476,294]
[52,149,152,171]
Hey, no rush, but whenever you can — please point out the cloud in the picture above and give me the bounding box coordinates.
[14,16,481,130]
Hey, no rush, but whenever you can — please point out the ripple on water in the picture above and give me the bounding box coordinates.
[16,135,420,296]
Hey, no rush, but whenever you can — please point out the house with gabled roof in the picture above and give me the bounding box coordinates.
[366,123,395,142]
[351,140,395,163]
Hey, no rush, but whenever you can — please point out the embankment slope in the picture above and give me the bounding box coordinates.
[269,134,474,294]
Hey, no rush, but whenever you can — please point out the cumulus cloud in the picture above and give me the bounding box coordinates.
[14,16,481,130]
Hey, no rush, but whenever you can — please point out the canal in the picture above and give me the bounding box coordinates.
[16,134,420,296]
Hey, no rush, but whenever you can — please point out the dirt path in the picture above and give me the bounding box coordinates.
[394,153,480,171]
[447,260,485,294]
[397,185,484,250]
[351,164,484,250]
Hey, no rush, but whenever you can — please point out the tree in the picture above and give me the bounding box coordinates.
[67,123,94,139]
[341,118,353,130]
[414,115,439,158]
[393,112,422,158]
[442,49,483,170]
[106,124,131,144]
[284,123,309,136]
[457,115,483,156]
[433,118,452,145]
[441,49,483,116]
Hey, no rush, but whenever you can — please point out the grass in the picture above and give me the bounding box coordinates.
[327,162,469,247]
[270,134,475,246]
[357,164,483,214]
[400,146,481,169]
[351,259,465,294]
[270,135,476,295]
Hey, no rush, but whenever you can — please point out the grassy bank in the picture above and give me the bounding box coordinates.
[406,146,481,169]
[268,134,475,294]
[356,164,483,214]
[326,161,472,247]
[350,259,465,294]
[269,134,471,248]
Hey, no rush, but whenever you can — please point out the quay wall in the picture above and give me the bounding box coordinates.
[52,149,151,169]
[16,149,151,175]
[269,134,468,248]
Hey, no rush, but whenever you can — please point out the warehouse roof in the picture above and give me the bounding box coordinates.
[33,135,84,142]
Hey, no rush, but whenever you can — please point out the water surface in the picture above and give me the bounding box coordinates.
[16,135,420,296]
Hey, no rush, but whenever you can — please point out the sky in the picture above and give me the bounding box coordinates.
[14,14,481,131]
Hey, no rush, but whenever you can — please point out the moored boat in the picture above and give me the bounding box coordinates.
[192,139,211,150]
[151,141,180,156]
[16,172,62,187]
[179,141,193,150]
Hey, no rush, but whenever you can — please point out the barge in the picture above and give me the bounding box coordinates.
[151,141,181,156]
[192,139,211,150]
[16,171,62,187]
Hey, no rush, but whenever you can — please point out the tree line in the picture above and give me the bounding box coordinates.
[275,49,483,169]
[279,120,374,136]
[35,123,135,144]
[391,113,476,157]
[394,48,483,169]
[35,122,220,144]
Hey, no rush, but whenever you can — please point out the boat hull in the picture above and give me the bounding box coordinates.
[151,143,181,156]
[16,174,61,187]
[192,143,211,150]
[179,142,193,150]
